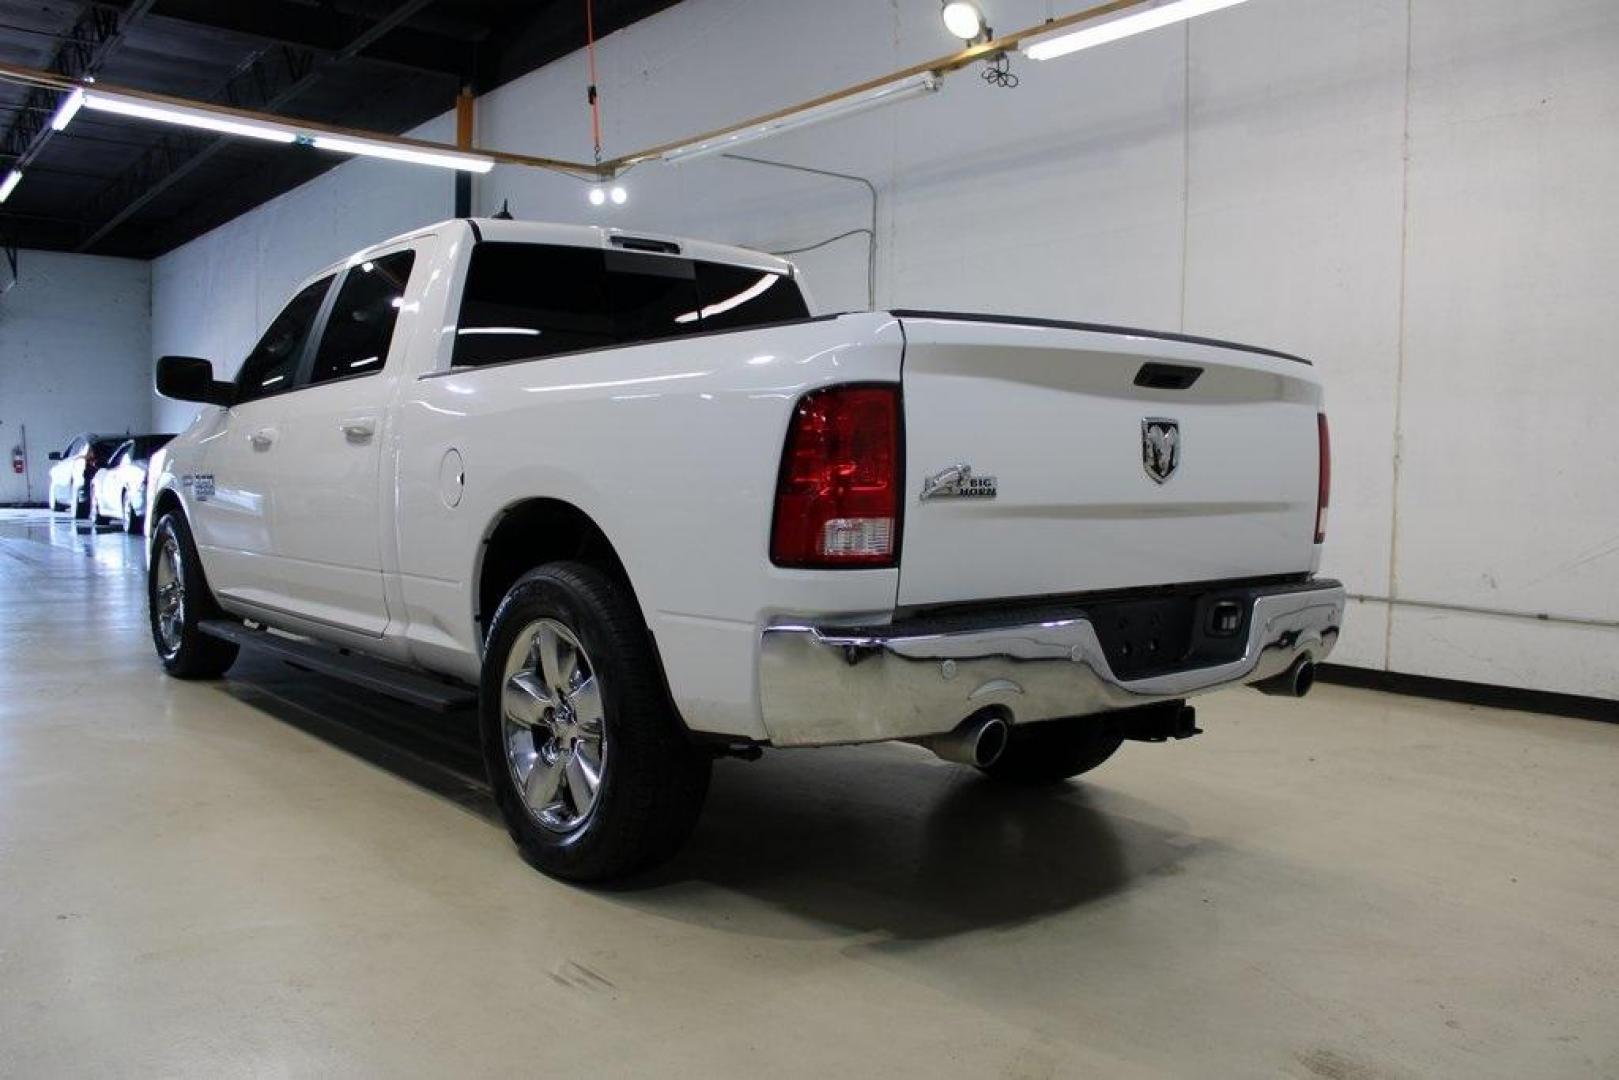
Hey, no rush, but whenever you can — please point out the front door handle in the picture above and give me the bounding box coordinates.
[249,428,276,450]
[340,418,377,441]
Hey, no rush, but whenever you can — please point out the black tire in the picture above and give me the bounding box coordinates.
[123,495,141,535]
[149,511,239,679]
[479,561,710,882]
[977,716,1125,786]
[71,483,89,520]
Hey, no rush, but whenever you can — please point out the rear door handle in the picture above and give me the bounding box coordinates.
[340,418,377,441]
[249,428,277,450]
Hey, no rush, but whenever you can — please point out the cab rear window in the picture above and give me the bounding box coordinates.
[451,242,809,368]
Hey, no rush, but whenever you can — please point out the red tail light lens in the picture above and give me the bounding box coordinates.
[1315,413,1331,544]
[771,385,901,568]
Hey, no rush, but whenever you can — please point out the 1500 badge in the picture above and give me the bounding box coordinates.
[181,473,215,501]
[920,463,997,501]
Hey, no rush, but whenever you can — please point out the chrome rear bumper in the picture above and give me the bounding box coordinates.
[758,580,1344,747]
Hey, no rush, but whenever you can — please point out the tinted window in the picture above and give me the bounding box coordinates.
[450,242,809,368]
[107,441,133,467]
[691,261,809,332]
[309,251,416,384]
[604,250,700,345]
[90,438,123,459]
[237,276,332,401]
[452,244,612,367]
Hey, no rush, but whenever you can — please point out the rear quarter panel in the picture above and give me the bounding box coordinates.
[391,312,907,739]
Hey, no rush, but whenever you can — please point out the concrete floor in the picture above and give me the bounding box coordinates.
[0,510,1615,1079]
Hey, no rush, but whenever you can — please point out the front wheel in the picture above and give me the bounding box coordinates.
[977,717,1124,786]
[479,562,710,882]
[149,512,239,678]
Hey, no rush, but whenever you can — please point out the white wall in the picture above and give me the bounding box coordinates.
[0,250,152,504]
[148,0,1619,700]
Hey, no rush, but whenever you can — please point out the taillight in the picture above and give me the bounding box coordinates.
[1315,413,1331,544]
[771,385,901,568]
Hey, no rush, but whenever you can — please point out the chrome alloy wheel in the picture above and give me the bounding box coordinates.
[154,533,186,656]
[501,618,607,833]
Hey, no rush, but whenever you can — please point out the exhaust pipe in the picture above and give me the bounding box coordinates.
[1254,657,1316,698]
[915,712,1010,768]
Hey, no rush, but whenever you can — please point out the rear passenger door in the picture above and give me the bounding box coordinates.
[269,246,420,636]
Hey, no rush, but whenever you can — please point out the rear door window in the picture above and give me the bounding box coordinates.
[308,251,417,385]
[237,276,333,401]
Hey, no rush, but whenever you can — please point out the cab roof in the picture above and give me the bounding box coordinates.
[327,218,796,282]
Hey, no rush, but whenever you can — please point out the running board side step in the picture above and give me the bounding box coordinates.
[199,619,477,713]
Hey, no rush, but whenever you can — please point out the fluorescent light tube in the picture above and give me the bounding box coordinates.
[50,87,84,131]
[83,91,297,143]
[0,169,21,202]
[662,73,941,164]
[1023,0,1253,60]
[310,134,494,173]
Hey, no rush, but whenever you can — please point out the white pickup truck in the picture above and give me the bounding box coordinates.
[149,217,1344,880]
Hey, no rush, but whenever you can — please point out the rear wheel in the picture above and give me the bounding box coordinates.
[123,494,141,535]
[479,562,710,881]
[149,512,239,678]
[71,482,89,520]
[977,717,1124,786]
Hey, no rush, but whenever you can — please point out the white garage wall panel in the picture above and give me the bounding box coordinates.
[1390,0,1619,694]
[0,250,152,504]
[147,0,1619,699]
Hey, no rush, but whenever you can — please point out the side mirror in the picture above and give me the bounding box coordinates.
[156,355,235,406]
[48,451,62,461]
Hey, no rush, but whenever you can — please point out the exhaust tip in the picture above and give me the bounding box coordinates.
[972,716,1009,767]
[1253,656,1317,698]
[1293,660,1316,698]
[913,711,1010,768]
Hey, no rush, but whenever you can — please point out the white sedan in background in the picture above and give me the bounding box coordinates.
[91,434,174,533]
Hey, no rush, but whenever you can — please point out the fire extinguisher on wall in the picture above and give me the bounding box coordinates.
[10,444,22,475]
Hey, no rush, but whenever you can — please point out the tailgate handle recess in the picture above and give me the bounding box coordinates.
[1134,362,1203,391]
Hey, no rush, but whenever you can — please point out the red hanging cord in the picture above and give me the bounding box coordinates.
[585,0,603,163]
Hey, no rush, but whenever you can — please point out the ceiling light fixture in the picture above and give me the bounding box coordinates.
[941,1,989,43]
[609,185,627,205]
[308,133,494,173]
[588,186,607,206]
[661,72,941,164]
[50,87,84,131]
[77,89,494,171]
[1023,0,1253,60]
[82,90,297,143]
[0,168,21,203]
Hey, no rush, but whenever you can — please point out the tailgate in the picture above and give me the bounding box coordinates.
[896,313,1323,607]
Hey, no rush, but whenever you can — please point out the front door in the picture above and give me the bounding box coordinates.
[191,274,333,613]
[267,247,420,637]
